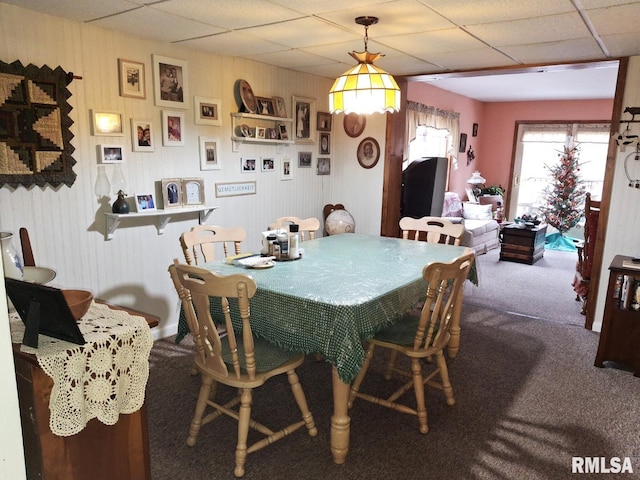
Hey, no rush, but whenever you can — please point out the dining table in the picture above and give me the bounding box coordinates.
[175,233,476,464]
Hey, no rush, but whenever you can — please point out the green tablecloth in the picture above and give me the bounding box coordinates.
[176,233,475,383]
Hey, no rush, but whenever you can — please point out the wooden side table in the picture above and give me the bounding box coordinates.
[13,303,158,480]
[500,224,547,264]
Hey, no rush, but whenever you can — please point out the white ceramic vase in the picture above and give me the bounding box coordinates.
[1,231,24,280]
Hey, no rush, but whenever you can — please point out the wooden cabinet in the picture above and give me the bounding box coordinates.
[500,224,547,264]
[13,304,158,479]
[595,255,640,377]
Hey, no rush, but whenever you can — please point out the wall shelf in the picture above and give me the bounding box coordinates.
[230,113,294,152]
[104,206,219,240]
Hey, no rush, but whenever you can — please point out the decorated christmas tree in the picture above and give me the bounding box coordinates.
[539,145,586,249]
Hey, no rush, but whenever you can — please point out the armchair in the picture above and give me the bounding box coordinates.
[572,192,601,314]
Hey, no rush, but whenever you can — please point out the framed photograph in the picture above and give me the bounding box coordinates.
[236,79,257,113]
[135,193,157,212]
[199,136,220,171]
[91,110,123,136]
[273,96,287,118]
[162,110,185,146]
[118,59,145,99]
[280,157,293,181]
[266,128,278,140]
[153,54,188,108]
[343,113,366,138]
[261,157,275,172]
[161,178,183,208]
[465,187,477,203]
[319,132,330,155]
[317,157,331,175]
[241,158,256,173]
[298,151,312,168]
[292,95,315,144]
[459,133,467,153]
[194,96,222,126]
[278,123,289,141]
[357,137,380,169]
[256,96,275,116]
[256,126,266,139]
[131,119,154,152]
[181,178,205,206]
[317,111,332,132]
[98,145,124,164]
[472,123,479,137]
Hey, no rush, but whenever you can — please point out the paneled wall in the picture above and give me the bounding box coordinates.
[0,3,387,338]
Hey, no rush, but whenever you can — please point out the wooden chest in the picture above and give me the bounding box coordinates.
[500,224,547,264]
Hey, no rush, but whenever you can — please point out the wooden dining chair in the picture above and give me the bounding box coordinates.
[348,249,475,434]
[168,260,317,478]
[399,216,464,245]
[268,216,320,241]
[180,225,247,265]
[19,227,36,267]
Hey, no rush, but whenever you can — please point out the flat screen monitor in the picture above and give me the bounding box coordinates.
[5,278,86,348]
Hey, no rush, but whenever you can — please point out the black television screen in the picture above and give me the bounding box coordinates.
[5,278,86,348]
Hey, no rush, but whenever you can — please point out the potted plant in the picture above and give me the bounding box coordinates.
[478,185,505,213]
[480,185,505,197]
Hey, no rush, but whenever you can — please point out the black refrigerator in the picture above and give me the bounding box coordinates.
[401,157,448,218]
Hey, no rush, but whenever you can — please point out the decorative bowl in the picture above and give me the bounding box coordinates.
[62,289,93,320]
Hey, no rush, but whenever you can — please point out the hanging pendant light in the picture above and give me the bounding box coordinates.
[329,16,400,115]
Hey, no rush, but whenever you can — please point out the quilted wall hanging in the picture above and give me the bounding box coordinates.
[0,59,76,189]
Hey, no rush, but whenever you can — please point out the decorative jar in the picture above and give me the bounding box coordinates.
[1,231,24,280]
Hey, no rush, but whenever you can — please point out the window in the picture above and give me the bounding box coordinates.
[405,125,451,170]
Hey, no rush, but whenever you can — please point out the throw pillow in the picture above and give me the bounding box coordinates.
[463,202,493,220]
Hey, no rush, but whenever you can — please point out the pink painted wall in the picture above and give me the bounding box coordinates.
[407,82,614,202]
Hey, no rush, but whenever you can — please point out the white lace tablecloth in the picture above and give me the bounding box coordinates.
[10,302,154,437]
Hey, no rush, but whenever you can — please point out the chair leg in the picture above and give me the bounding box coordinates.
[187,374,214,446]
[435,351,455,407]
[287,369,318,436]
[234,388,252,478]
[349,343,375,408]
[411,358,428,434]
[384,350,398,380]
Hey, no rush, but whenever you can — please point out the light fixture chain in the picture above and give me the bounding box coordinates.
[364,24,369,51]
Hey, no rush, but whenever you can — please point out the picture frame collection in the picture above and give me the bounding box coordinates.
[160,177,205,209]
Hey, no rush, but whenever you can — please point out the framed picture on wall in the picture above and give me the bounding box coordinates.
[152,54,188,108]
[162,110,185,146]
[194,96,221,126]
[161,178,182,208]
[280,157,293,180]
[199,136,221,170]
[98,145,124,163]
[131,119,154,152]
[91,110,123,136]
[118,59,145,99]
[292,95,315,144]
[459,133,468,153]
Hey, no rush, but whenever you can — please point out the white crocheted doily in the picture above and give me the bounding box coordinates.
[10,302,153,436]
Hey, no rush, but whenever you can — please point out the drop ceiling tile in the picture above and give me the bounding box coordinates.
[374,55,444,76]
[586,3,640,35]
[149,0,304,30]
[90,6,223,42]
[421,47,517,71]
[178,31,287,57]
[421,0,575,25]
[244,17,358,48]
[465,13,591,46]
[268,0,382,16]
[295,62,357,79]
[242,49,337,70]
[599,32,640,57]
[500,38,607,65]
[382,28,486,56]
[1,0,141,22]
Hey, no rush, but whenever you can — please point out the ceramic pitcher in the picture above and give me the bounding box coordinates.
[1,231,24,279]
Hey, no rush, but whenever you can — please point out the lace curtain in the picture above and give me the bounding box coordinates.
[405,101,460,160]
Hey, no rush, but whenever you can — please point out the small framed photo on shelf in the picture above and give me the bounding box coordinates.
[280,157,293,181]
[118,59,145,99]
[319,132,330,155]
[317,111,332,132]
[161,178,183,208]
[98,145,124,164]
[317,157,331,175]
[131,119,154,152]
[298,151,312,168]
[199,136,220,171]
[91,110,124,136]
[256,126,266,139]
[261,157,275,172]
[278,123,289,140]
[292,95,316,143]
[273,96,287,118]
[194,96,221,126]
[162,110,185,146]
[256,96,275,116]
[181,177,205,206]
[267,128,278,140]
[152,54,188,108]
[135,193,157,212]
